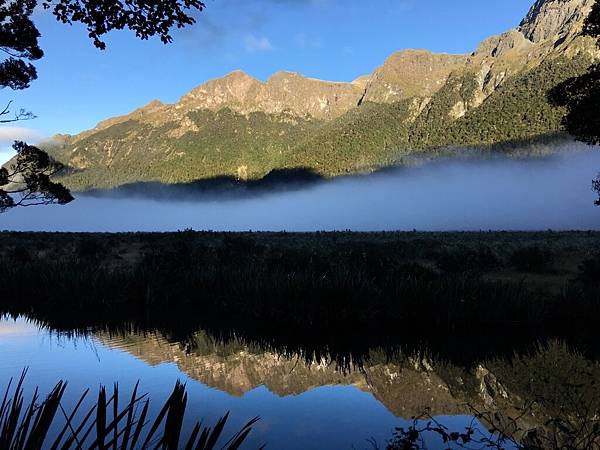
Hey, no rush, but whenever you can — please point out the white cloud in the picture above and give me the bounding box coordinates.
[0,127,46,148]
[0,127,48,164]
[243,35,274,52]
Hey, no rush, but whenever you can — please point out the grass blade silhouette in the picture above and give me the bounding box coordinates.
[0,374,257,450]
[50,388,90,450]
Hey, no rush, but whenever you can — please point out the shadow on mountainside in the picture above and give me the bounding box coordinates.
[72,134,578,201]
[80,167,326,201]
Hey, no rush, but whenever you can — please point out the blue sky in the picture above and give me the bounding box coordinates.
[0,0,534,162]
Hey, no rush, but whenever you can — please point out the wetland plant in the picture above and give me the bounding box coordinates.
[0,370,259,450]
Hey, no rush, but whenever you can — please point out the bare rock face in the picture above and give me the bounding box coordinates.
[258,71,364,119]
[519,0,593,44]
[170,0,595,124]
[463,0,595,109]
[96,332,467,418]
[70,0,596,136]
[177,50,469,121]
[474,30,532,60]
[56,0,598,170]
[362,50,468,104]
[72,99,168,142]
[180,70,263,114]
[179,70,363,121]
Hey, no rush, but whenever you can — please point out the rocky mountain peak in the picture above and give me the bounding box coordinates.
[258,71,363,119]
[180,70,262,112]
[55,0,599,171]
[362,49,468,103]
[266,70,302,83]
[519,0,593,43]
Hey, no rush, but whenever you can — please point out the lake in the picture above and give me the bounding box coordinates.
[1,146,600,448]
[0,316,509,449]
[1,146,599,232]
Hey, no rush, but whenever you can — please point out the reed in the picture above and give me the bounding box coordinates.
[0,370,259,450]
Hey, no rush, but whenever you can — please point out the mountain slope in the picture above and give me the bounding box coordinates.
[46,0,598,190]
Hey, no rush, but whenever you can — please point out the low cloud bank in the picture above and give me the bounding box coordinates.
[1,144,599,232]
[0,127,49,165]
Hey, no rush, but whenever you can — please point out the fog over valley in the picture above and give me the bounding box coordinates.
[2,145,599,232]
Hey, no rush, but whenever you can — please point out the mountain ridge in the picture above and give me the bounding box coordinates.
[45,0,599,190]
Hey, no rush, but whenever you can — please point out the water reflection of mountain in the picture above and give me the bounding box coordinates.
[97,329,596,429]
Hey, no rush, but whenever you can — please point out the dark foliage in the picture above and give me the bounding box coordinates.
[549,63,600,145]
[0,0,42,92]
[0,0,206,210]
[0,370,259,449]
[75,238,109,260]
[509,246,555,273]
[0,0,41,124]
[0,141,73,212]
[1,231,600,367]
[549,0,600,205]
[1,0,204,93]
[436,247,500,274]
[578,251,600,285]
[42,0,205,50]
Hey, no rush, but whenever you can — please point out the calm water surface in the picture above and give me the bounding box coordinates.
[0,317,486,449]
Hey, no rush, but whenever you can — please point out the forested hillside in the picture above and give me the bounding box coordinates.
[43,0,598,190]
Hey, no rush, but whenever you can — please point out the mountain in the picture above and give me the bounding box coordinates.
[97,329,598,435]
[45,0,598,190]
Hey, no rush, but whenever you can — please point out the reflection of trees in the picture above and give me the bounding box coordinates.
[96,325,600,450]
[383,343,600,450]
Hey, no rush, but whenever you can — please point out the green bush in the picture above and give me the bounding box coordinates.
[578,252,600,285]
[510,246,555,273]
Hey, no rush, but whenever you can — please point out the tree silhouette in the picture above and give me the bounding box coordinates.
[0,0,41,121]
[0,0,205,212]
[0,141,73,211]
[549,0,600,206]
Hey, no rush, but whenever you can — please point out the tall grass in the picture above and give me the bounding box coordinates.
[1,232,600,365]
[0,370,259,450]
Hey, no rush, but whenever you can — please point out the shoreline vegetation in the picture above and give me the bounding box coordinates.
[1,230,599,362]
[0,370,259,450]
[2,230,600,449]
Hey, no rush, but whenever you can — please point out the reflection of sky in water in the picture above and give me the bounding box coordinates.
[1,148,599,232]
[0,318,495,449]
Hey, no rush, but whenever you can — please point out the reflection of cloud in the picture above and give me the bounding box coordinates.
[0,320,36,336]
[0,127,46,147]
[244,35,274,52]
